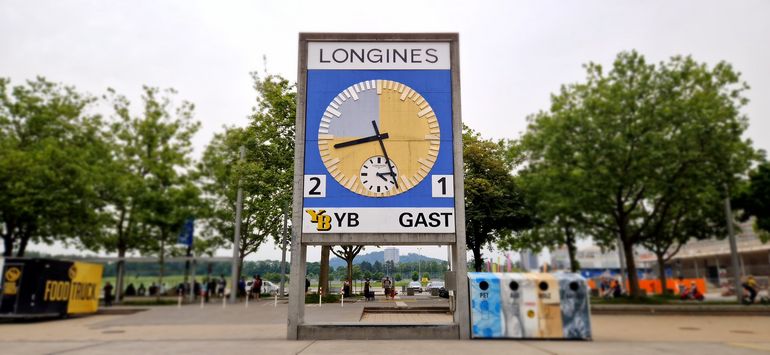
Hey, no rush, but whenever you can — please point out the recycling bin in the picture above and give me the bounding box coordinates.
[1,258,103,318]
[499,272,538,338]
[554,272,592,340]
[468,272,504,338]
[526,273,564,338]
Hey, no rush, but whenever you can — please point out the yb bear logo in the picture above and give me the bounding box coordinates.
[305,209,332,231]
[5,267,21,282]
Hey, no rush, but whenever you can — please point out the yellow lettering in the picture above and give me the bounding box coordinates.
[305,209,326,223]
[316,214,332,231]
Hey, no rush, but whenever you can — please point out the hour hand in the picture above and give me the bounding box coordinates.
[333,133,389,149]
[376,172,396,181]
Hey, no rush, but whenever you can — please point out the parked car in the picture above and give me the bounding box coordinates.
[407,281,422,293]
[426,281,445,292]
[245,280,282,296]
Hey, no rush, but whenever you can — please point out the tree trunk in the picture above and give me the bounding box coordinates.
[656,252,669,296]
[116,248,126,302]
[622,239,641,298]
[565,228,579,273]
[346,259,353,289]
[472,244,483,272]
[16,233,29,257]
[2,233,13,257]
[319,246,330,296]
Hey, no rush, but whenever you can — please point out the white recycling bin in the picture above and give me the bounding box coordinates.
[499,272,538,338]
[554,272,592,340]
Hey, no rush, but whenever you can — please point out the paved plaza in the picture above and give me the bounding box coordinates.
[2,297,770,354]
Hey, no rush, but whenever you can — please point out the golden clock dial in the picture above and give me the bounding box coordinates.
[318,80,440,197]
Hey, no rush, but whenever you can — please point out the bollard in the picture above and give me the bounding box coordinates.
[274,294,278,307]
[223,296,227,309]
[200,294,204,308]
[319,288,322,307]
[177,294,182,308]
[245,293,249,308]
[341,294,344,308]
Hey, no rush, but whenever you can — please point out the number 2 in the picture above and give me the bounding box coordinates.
[308,177,321,195]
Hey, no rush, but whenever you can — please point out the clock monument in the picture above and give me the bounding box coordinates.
[288,33,469,340]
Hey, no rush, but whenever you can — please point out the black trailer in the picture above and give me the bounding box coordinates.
[1,258,103,318]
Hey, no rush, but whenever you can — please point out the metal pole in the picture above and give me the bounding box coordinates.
[418,247,422,282]
[190,258,196,302]
[279,206,288,297]
[724,192,742,303]
[185,244,192,302]
[447,245,452,271]
[229,146,245,304]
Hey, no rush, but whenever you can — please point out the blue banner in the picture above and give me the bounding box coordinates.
[177,218,194,247]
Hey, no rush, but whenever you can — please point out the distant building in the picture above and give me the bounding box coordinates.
[550,245,653,279]
[384,247,399,265]
[519,249,539,271]
[667,220,770,285]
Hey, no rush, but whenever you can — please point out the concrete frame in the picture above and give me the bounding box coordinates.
[288,32,469,340]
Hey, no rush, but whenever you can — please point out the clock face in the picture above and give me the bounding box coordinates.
[360,156,398,193]
[317,80,440,197]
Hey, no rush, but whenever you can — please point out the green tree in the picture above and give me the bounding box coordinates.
[464,127,532,271]
[520,51,755,297]
[736,162,770,242]
[411,271,419,281]
[331,246,364,287]
[394,273,402,281]
[199,73,295,280]
[0,77,109,256]
[200,127,281,279]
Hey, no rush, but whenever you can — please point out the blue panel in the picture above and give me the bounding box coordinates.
[469,272,504,338]
[304,70,454,208]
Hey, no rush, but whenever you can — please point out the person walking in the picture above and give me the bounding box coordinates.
[364,278,372,301]
[383,277,392,300]
[217,274,226,298]
[253,275,263,301]
[103,282,114,307]
[743,275,759,304]
[238,277,246,298]
[201,279,208,302]
[305,278,311,294]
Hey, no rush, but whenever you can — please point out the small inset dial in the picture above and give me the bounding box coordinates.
[360,156,398,194]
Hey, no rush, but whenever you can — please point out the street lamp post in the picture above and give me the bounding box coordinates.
[418,247,422,283]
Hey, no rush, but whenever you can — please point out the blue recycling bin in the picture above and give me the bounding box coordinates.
[554,272,592,340]
[468,272,504,338]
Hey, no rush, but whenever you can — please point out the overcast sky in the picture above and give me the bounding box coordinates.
[2,0,768,263]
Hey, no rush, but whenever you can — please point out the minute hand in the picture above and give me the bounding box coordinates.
[333,133,389,148]
[372,120,399,189]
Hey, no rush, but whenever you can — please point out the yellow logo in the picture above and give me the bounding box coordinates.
[305,209,332,231]
[527,310,536,318]
[4,267,21,282]
[68,265,77,280]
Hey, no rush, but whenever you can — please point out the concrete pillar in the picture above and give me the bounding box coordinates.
[287,243,307,340]
[451,242,470,339]
[694,259,700,279]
